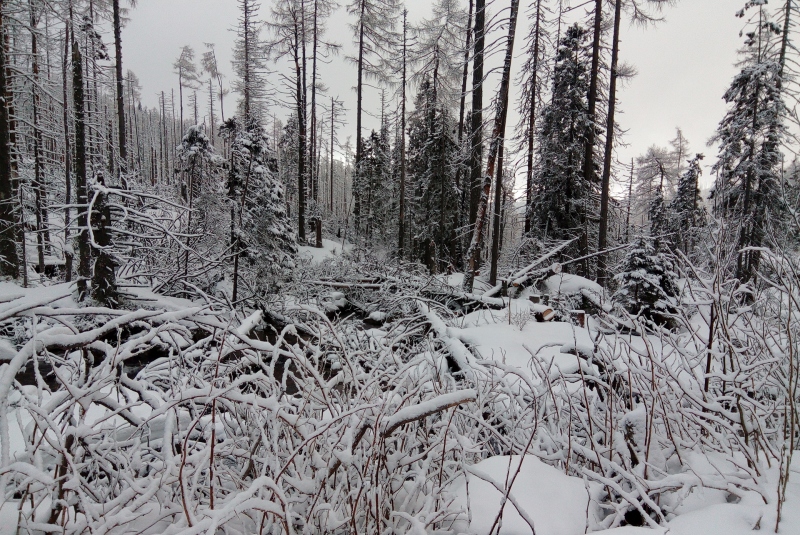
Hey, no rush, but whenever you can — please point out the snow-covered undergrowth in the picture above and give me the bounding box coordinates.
[1,245,799,534]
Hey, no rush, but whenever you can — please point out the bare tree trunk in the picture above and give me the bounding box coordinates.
[398,10,407,258]
[464,0,519,292]
[73,35,91,300]
[354,0,366,236]
[330,97,335,212]
[580,0,602,262]
[489,139,504,285]
[91,173,116,306]
[524,0,543,235]
[311,0,319,204]
[62,25,73,281]
[597,0,621,287]
[113,0,127,185]
[0,0,18,278]
[30,1,46,275]
[467,0,485,232]
[295,23,307,242]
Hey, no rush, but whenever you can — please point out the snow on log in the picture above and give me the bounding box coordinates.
[236,310,263,336]
[483,238,576,297]
[416,300,478,373]
[530,303,555,322]
[382,390,477,437]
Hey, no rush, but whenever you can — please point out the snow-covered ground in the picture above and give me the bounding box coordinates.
[447,453,800,535]
[297,238,353,264]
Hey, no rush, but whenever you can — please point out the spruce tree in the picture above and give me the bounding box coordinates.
[407,77,459,271]
[615,236,679,327]
[670,153,705,256]
[529,24,592,249]
[222,117,296,295]
[711,1,787,282]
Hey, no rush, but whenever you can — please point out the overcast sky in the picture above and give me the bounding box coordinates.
[124,0,747,189]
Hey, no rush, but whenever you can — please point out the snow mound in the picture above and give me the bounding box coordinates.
[545,273,611,312]
[450,455,589,535]
[297,239,352,264]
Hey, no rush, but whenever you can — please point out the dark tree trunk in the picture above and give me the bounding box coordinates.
[295,23,307,242]
[62,25,73,281]
[73,37,91,300]
[0,0,18,278]
[398,10,407,258]
[524,0,543,235]
[30,1,47,275]
[330,97,335,212]
[597,0,622,287]
[91,173,116,306]
[580,0,602,261]
[113,0,127,183]
[464,0,518,292]
[489,139,504,285]
[354,0,366,235]
[311,0,319,204]
[467,0,485,232]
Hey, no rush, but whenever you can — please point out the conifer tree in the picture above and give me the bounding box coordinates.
[670,153,705,255]
[407,77,459,271]
[711,1,789,283]
[614,236,679,326]
[528,24,592,249]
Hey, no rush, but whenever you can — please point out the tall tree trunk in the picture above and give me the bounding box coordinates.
[489,139,504,285]
[295,24,307,242]
[91,173,116,306]
[524,0,543,235]
[398,9,407,258]
[311,0,318,204]
[113,0,127,184]
[454,0,473,269]
[580,0,602,261]
[354,0,366,236]
[330,97,335,212]
[30,1,46,275]
[467,0,485,231]
[464,0,519,292]
[243,0,251,119]
[73,35,91,300]
[597,0,621,287]
[62,25,73,281]
[0,0,18,278]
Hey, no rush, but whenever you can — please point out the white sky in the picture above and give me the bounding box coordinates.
[124,0,748,190]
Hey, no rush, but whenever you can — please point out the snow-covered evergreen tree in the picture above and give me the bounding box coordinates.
[529,23,592,249]
[221,116,296,291]
[711,1,787,282]
[615,236,679,326]
[669,153,706,255]
[407,77,459,271]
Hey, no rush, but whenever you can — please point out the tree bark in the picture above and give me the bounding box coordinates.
[580,0,602,261]
[464,0,519,292]
[295,21,307,241]
[62,25,73,281]
[597,0,622,287]
[0,0,19,278]
[524,0,543,235]
[113,0,127,184]
[489,139,504,285]
[73,36,91,300]
[467,0,485,232]
[354,0,366,236]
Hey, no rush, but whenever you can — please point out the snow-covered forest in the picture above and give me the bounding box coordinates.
[1,0,800,533]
